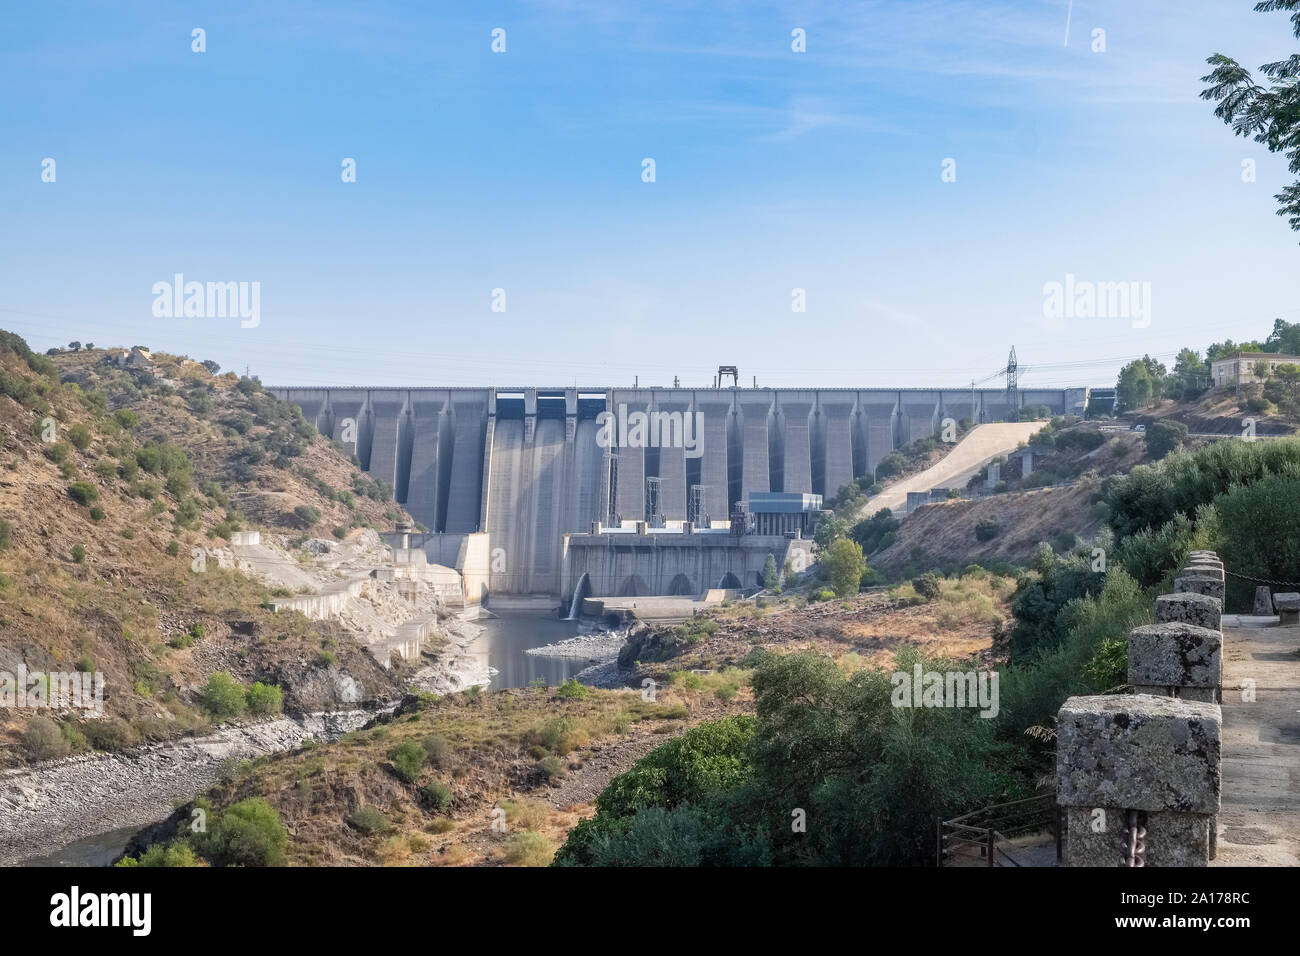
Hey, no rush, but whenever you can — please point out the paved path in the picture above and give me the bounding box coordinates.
[856,422,1043,517]
[1213,615,1300,866]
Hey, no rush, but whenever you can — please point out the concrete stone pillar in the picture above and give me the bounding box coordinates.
[1056,695,1221,866]
[1155,592,1222,630]
[1127,621,1222,703]
[1253,586,1274,615]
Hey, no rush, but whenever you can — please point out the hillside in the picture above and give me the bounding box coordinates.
[116,683,733,867]
[1132,389,1298,436]
[0,332,416,766]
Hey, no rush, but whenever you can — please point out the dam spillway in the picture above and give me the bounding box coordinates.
[273,385,1089,596]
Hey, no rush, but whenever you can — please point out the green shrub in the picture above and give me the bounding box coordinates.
[1144,420,1189,460]
[537,755,567,781]
[555,678,588,699]
[67,481,98,506]
[595,715,757,819]
[245,682,283,715]
[116,842,200,867]
[293,505,321,527]
[975,517,1000,542]
[423,780,453,811]
[1082,639,1128,691]
[389,739,426,783]
[113,409,139,430]
[422,734,452,768]
[911,572,942,601]
[200,672,246,719]
[346,805,390,835]
[70,544,86,563]
[83,717,139,751]
[0,518,11,551]
[503,831,553,867]
[201,798,287,866]
[67,423,92,451]
[23,716,71,760]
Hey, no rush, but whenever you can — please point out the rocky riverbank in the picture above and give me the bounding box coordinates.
[411,612,495,694]
[524,629,627,660]
[0,708,381,866]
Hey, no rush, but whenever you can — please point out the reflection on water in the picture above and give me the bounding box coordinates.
[467,614,588,689]
[21,823,145,867]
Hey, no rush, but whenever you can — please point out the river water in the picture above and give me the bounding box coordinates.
[467,613,588,689]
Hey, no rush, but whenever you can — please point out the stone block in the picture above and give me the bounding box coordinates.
[1182,564,1224,581]
[1056,694,1221,815]
[1155,592,1221,630]
[1065,807,1210,867]
[1127,622,1222,689]
[1253,586,1274,616]
[1275,592,1300,625]
[1175,575,1226,603]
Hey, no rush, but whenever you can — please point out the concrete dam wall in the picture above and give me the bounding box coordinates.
[273,385,1087,596]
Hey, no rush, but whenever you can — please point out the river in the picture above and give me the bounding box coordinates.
[467,613,588,688]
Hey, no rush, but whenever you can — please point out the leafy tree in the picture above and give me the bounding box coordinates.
[1201,1,1300,237]
[1144,420,1189,460]
[1116,359,1154,412]
[1265,317,1300,354]
[1215,473,1300,609]
[1167,348,1209,400]
[762,553,779,590]
[821,538,866,597]
[850,508,900,554]
[812,512,846,549]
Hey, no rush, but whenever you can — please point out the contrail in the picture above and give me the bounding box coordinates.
[1065,0,1073,47]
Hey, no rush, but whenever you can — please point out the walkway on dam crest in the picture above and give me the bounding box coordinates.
[856,422,1043,517]
[1213,615,1300,866]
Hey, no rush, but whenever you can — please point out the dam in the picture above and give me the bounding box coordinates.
[273,385,1089,598]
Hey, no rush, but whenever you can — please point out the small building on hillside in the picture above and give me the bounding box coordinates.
[1210,351,1300,388]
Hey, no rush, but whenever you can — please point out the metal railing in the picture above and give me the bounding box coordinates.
[937,794,1062,867]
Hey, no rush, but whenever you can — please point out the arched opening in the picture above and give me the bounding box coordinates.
[718,572,742,590]
[668,573,695,596]
[619,574,649,597]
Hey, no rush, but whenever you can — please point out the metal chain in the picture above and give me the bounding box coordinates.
[1223,568,1300,588]
[1124,810,1147,868]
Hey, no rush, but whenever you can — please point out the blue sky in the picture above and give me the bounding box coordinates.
[2,0,1298,389]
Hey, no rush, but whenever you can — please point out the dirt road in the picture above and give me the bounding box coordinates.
[857,422,1043,517]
